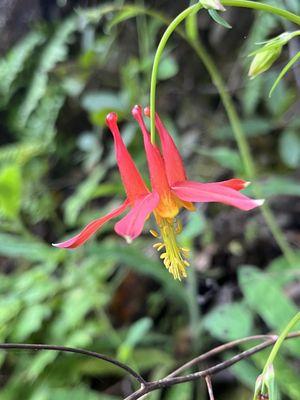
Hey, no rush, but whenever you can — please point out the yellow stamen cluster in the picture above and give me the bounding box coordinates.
[151,217,190,280]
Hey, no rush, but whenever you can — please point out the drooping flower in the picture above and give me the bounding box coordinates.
[53,106,264,280]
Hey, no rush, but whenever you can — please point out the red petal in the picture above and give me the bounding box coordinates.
[106,112,148,203]
[144,107,187,185]
[52,200,129,249]
[217,178,250,191]
[132,105,170,197]
[114,192,159,242]
[172,181,264,211]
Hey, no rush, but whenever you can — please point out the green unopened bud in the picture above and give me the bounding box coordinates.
[201,0,226,11]
[253,365,279,400]
[249,45,282,78]
[248,31,300,79]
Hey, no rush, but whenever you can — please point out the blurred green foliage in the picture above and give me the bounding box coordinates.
[0,1,299,399]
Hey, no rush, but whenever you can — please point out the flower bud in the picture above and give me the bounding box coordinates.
[253,364,279,400]
[248,31,298,79]
[201,0,226,11]
[248,44,282,78]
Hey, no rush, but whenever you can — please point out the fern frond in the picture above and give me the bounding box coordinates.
[16,16,77,128]
[0,31,44,106]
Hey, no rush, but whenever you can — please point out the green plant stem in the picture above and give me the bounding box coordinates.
[223,0,300,24]
[261,312,300,392]
[149,2,203,143]
[149,1,298,265]
[83,2,298,264]
[188,36,296,265]
[149,0,300,143]
[187,252,201,352]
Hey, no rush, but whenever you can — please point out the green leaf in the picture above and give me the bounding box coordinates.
[165,382,193,400]
[242,75,264,116]
[124,318,153,347]
[133,348,174,372]
[30,385,112,400]
[11,305,51,341]
[118,318,153,361]
[107,7,145,30]
[16,17,77,128]
[158,56,179,80]
[0,165,21,218]
[0,31,44,105]
[279,130,300,168]
[0,297,22,338]
[215,118,270,139]
[208,9,232,29]
[238,267,300,356]
[257,176,300,197]
[204,302,253,341]
[81,90,128,126]
[64,167,105,226]
[198,147,242,171]
[0,142,48,165]
[228,356,258,388]
[269,51,300,97]
[0,233,58,262]
[267,251,300,285]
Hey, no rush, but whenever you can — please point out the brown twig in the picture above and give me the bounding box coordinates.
[205,376,215,400]
[0,343,146,386]
[1,332,300,400]
[124,331,300,400]
[167,334,277,378]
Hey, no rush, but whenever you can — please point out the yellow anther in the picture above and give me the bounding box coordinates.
[151,217,189,280]
[175,219,183,234]
[150,229,159,238]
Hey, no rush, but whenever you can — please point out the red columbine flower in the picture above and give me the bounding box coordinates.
[53,106,264,280]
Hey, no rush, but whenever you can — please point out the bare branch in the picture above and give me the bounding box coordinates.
[167,334,277,378]
[205,376,215,400]
[1,331,300,400]
[124,331,300,400]
[0,343,147,385]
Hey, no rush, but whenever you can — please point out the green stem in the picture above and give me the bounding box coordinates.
[149,0,298,265]
[223,0,300,24]
[150,0,300,144]
[188,37,296,265]
[261,312,300,391]
[149,2,203,143]
[187,253,201,353]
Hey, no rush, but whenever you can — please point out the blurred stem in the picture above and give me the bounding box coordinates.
[187,255,201,352]
[223,0,300,24]
[149,2,203,143]
[149,0,300,144]
[149,1,297,265]
[261,312,300,392]
[185,17,295,265]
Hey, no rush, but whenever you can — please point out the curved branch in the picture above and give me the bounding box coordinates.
[0,343,146,385]
[167,334,276,378]
[125,331,300,400]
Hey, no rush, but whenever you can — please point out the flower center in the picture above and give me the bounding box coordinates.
[151,216,190,280]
